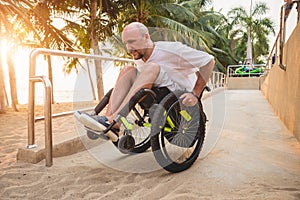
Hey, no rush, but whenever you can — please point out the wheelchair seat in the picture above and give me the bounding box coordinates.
[138,87,170,110]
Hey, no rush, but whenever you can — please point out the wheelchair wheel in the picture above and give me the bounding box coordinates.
[88,88,151,153]
[117,87,171,154]
[124,104,151,153]
[150,91,206,173]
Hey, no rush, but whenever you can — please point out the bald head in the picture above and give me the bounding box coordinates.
[121,22,154,61]
[122,22,149,38]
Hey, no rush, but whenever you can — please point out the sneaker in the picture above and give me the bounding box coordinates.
[79,113,108,132]
[74,111,120,142]
[74,110,82,121]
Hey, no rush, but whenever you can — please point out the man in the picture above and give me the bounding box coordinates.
[75,22,214,139]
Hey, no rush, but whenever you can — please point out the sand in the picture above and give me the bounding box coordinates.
[1,90,300,200]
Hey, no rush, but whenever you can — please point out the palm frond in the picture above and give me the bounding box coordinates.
[149,15,212,52]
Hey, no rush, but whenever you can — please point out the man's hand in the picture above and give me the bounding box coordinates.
[180,93,198,107]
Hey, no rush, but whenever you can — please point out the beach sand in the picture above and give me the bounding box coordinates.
[1,91,300,200]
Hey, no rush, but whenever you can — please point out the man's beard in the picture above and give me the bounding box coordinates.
[130,50,144,60]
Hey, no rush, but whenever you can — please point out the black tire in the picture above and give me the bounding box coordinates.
[125,88,169,153]
[126,104,151,153]
[116,87,170,154]
[150,91,206,173]
[110,105,151,154]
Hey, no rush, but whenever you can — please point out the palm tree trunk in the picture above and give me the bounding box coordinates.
[0,52,7,114]
[245,27,253,66]
[91,0,104,100]
[86,59,96,100]
[230,38,236,57]
[7,48,19,111]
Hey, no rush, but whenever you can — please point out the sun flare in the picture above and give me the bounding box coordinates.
[0,38,8,59]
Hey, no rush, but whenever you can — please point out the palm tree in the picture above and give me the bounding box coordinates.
[29,1,79,102]
[105,0,229,70]
[117,0,214,51]
[207,9,243,69]
[227,1,275,64]
[0,45,6,113]
[0,0,77,112]
[0,0,34,112]
[39,0,123,100]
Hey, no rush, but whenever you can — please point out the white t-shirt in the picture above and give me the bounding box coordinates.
[135,41,214,92]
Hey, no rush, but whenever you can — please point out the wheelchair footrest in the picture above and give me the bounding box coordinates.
[85,127,110,140]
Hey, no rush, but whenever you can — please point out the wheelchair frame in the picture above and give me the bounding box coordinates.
[86,87,207,173]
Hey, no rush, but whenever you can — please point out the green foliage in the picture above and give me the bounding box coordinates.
[226,2,275,64]
[105,0,230,72]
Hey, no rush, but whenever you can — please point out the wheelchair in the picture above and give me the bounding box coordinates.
[84,86,208,173]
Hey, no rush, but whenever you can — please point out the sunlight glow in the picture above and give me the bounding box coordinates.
[1,35,119,105]
[51,18,66,29]
[0,38,8,60]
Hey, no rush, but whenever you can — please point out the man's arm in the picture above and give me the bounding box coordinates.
[193,59,215,97]
[180,59,215,106]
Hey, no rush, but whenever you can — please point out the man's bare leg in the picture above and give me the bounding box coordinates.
[107,63,160,122]
[76,63,159,136]
[105,65,137,117]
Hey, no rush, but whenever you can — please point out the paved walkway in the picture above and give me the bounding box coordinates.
[200,89,300,198]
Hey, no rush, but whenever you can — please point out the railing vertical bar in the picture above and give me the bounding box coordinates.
[27,51,38,148]
[43,77,53,167]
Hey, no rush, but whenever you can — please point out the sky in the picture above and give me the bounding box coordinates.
[211,0,298,46]
[211,0,282,27]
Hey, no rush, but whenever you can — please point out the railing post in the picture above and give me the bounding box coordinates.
[43,77,53,167]
[292,0,300,22]
[27,50,38,149]
[212,73,216,89]
[29,76,53,166]
[222,74,225,87]
[279,6,287,70]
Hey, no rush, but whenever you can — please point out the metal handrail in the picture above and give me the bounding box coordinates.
[208,71,226,89]
[265,34,280,70]
[28,48,134,167]
[226,64,265,78]
[28,76,53,166]
[266,0,300,71]
[34,107,94,122]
